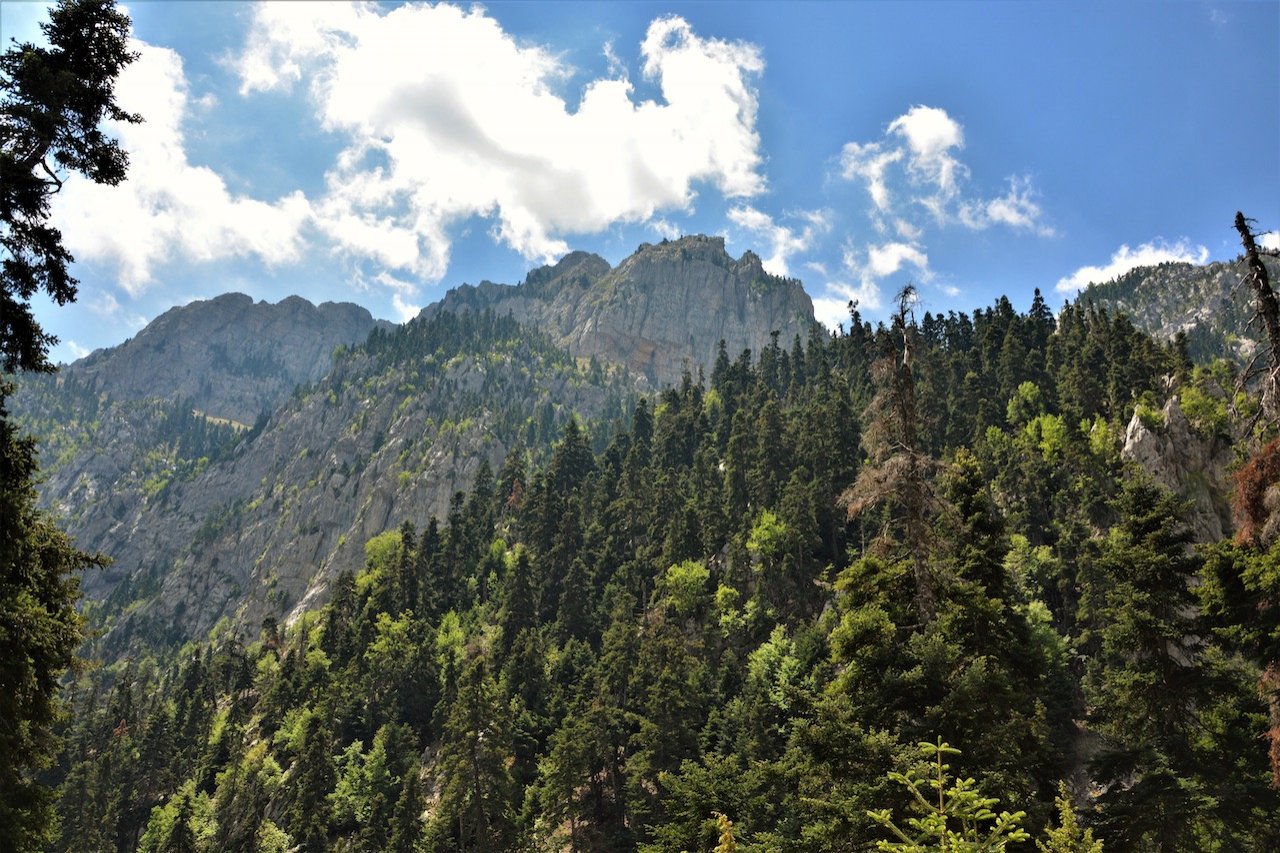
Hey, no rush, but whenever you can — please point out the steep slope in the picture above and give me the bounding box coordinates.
[1081,257,1280,364]
[70,292,385,425]
[428,235,816,385]
[57,311,633,656]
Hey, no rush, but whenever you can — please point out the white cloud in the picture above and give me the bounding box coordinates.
[888,105,967,215]
[959,176,1055,236]
[372,271,422,322]
[866,241,929,280]
[51,40,312,293]
[83,290,148,333]
[812,276,886,326]
[837,104,1052,236]
[390,293,421,323]
[728,206,828,277]
[1054,239,1210,294]
[809,239,930,326]
[812,295,857,330]
[1260,231,1280,252]
[65,340,91,360]
[236,4,766,277]
[839,141,902,211]
[651,218,681,240]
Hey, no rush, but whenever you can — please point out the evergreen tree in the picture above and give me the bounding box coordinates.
[2,0,140,371]
[1082,480,1258,849]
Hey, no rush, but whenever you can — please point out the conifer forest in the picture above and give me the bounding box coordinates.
[3,1,1279,851]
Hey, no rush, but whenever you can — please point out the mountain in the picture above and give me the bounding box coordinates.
[427,235,816,386]
[18,309,635,657]
[46,279,1280,853]
[1080,256,1280,364]
[70,292,388,425]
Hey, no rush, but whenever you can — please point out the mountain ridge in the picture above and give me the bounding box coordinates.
[69,292,389,425]
[426,234,817,386]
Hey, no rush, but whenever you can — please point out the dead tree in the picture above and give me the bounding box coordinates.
[1232,212,1280,786]
[840,285,938,621]
[1234,211,1280,422]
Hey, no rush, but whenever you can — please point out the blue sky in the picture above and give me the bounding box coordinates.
[4,0,1277,361]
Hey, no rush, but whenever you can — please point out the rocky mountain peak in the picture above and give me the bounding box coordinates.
[67,294,385,424]
[430,235,816,386]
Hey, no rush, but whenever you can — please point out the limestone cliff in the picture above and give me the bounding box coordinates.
[1121,394,1235,542]
[26,311,634,656]
[427,236,817,386]
[70,293,385,425]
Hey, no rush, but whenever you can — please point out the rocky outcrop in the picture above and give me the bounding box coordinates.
[1121,394,1235,541]
[427,236,816,386]
[70,293,385,425]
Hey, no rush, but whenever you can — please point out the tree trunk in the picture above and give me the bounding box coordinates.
[1234,211,1280,420]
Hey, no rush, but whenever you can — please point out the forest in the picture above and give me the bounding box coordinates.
[4,2,1279,851]
[36,291,1280,851]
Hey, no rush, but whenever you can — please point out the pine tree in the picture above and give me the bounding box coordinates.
[1082,480,1241,849]
[2,0,141,371]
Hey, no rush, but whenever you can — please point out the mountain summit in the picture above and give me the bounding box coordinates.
[70,293,385,425]
[428,235,817,385]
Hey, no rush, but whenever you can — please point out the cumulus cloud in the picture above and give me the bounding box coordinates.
[1054,239,1210,295]
[1260,231,1280,252]
[838,104,1051,236]
[51,40,312,293]
[888,105,967,217]
[236,3,766,276]
[728,206,828,277]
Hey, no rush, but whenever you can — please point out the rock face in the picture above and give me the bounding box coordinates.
[18,236,819,656]
[1121,395,1235,542]
[70,293,385,424]
[28,312,633,655]
[427,236,817,386]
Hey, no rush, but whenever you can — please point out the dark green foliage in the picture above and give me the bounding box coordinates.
[0,383,106,850]
[43,292,1280,851]
[1081,481,1277,849]
[1,0,139,372]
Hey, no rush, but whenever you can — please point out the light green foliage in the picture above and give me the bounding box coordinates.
[1132,399,1165,430]
[255,820,290,853]
[273,707,314,758]
[136,780,216,853]
[364,529,403,572]
[661,559,710,616]
[1036,783,1102,852]
[746,509,787,563]
[1006,381,1045,427]
[436,609,466,676]
[1024,413,1068,462]
[1172,379,1223,435]
[714,583,745,634]
[1084,415,1119,461]
[867,740,1030,852]
[746,624,803,716]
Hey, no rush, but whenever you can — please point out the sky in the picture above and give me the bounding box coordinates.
[3,0,1278,362]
